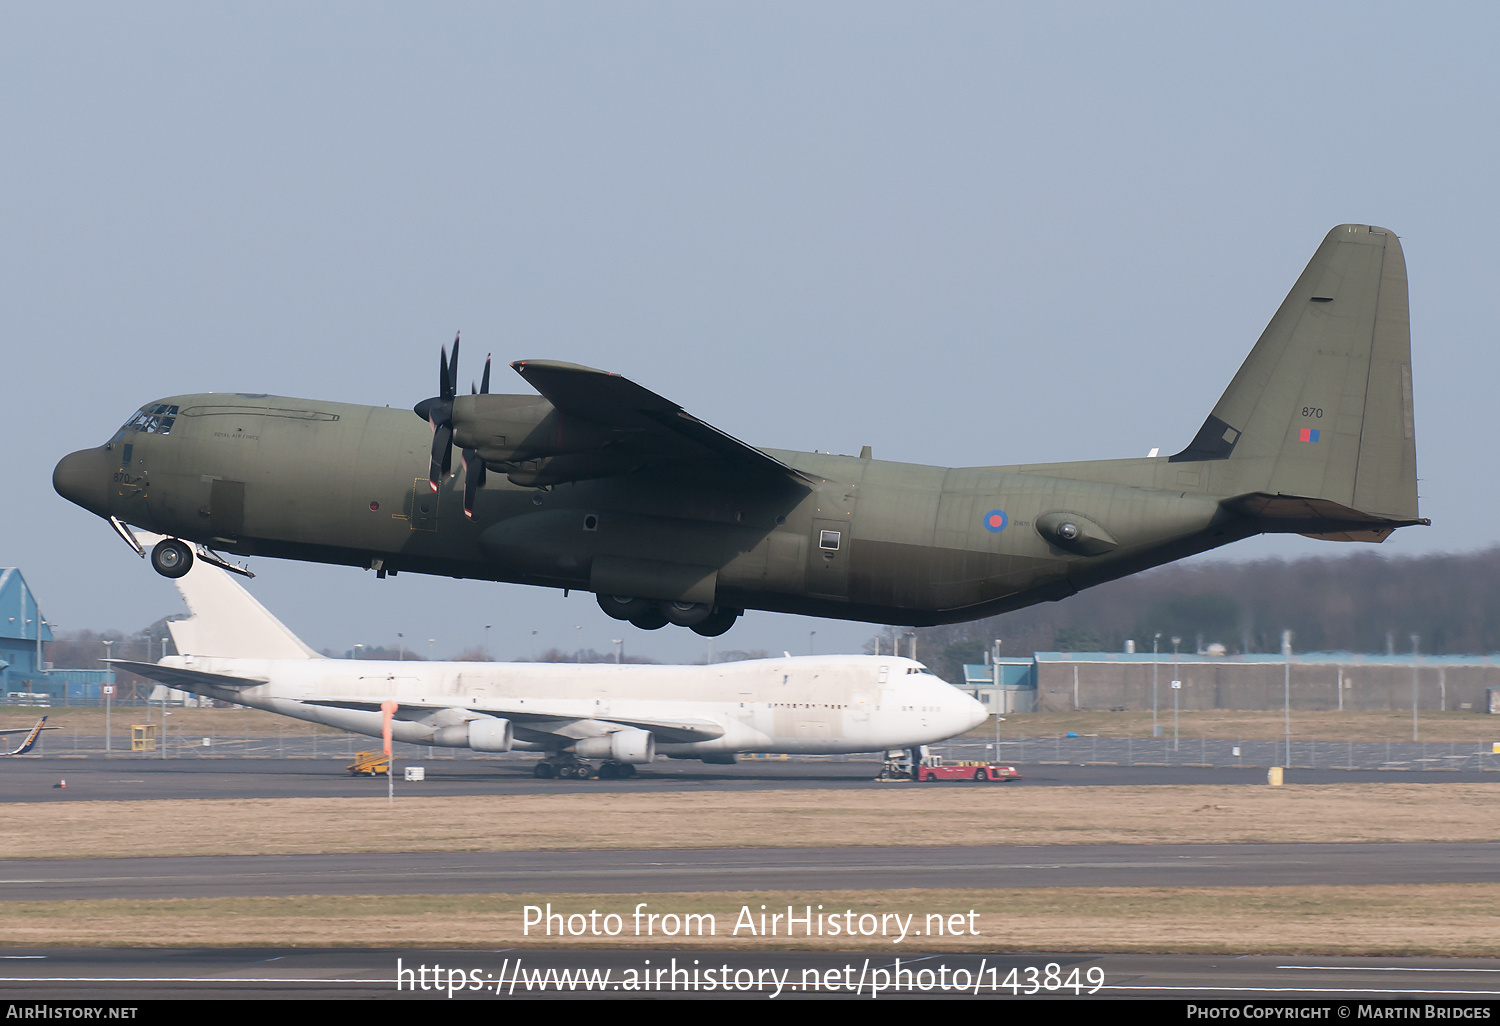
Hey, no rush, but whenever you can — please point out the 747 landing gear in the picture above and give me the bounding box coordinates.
[533,759,637,780]
[150,538,194,579]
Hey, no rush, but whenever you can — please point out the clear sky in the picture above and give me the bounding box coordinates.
[4,2,1496,662]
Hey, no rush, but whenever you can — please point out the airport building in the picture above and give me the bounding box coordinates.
[964,650,1500,714]
[0,568,54,704]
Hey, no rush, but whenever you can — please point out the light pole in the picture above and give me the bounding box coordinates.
[484,624,492,661]
[397,633,404,661]
[530,630,537,662]
[992,638,1003,749]
[1282,629,1293,766]
[1171,636,1181,751]
[1411,633,1420,742]
[1152,633,1161,738]
[613,639,623,664]
[102,639,113,753]
[809,631,816,656]
[428,638,435,661]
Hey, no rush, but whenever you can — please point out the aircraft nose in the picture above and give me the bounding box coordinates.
[961,692,989,732]
[53,447,112,517]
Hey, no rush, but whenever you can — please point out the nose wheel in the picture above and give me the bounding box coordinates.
[150,538,194,579]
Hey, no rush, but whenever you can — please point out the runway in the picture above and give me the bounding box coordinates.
[2,947,1499,1000]
[3,841,1498,901]
[4,755,1497,802]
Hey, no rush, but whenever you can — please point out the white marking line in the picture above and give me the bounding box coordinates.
[1109,985,1500,996]
[0,976,391,984]
[1279,964,1500,973]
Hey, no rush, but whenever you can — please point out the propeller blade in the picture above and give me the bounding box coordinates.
[480,354,491,395]
[462,447,486,519]
[428,423,453,492]
[438,344,452,402]
[447,332,460,398]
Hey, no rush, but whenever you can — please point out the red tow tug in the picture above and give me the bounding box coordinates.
[876,750,1024,782]
[916,756,1022,783]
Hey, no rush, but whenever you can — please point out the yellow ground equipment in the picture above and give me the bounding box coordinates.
[348,750,390,776]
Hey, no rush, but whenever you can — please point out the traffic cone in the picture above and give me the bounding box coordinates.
[54,779,66,789]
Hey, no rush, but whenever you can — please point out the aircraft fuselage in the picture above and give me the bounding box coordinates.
[57,392,1247,626]
[153,653,983,757]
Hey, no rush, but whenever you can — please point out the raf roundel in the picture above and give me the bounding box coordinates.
[982,509,1008,533]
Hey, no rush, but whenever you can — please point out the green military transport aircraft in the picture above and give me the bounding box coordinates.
[54,225,1426,637]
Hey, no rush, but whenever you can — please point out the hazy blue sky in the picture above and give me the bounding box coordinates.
[4,3,1497,662]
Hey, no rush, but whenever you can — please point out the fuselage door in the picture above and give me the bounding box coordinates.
[808,518,849,598]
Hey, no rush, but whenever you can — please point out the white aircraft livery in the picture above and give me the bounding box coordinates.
[113,553,987,779]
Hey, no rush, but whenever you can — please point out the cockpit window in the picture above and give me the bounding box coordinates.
[122,405,179,435]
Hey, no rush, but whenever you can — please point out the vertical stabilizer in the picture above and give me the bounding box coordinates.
[1172,225,1419,525]
[147,538,318,659]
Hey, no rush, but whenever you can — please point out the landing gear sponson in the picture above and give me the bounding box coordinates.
[595,594,741,636]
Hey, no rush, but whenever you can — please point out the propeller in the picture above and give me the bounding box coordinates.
[414,336,495,515]
[461,353,492,518]
[414,333,461,493]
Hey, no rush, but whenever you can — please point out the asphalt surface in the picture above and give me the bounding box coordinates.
[2,948,1499,1000]
[5,754,1498,802]
[4,842,1498,901]
[20,729,1500,773]
[5,753,1497,1003]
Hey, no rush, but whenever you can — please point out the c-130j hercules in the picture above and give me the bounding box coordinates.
[54,225,1426,637]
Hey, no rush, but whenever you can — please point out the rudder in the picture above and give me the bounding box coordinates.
[1172,224,1420,527]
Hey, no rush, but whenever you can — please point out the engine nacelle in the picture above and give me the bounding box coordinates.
[574,728,655,764]
[432,717,513,752]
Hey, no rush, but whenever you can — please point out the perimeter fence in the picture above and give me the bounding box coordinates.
[17,728,1500,772]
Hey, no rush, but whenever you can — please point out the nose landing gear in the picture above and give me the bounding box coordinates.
[150,538,194,579]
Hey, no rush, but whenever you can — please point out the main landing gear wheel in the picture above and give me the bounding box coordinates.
[690,607,741,637]
[150,539,194,579]
[597,594,651,621]
[533,762,556,779]
[629,608,669,630]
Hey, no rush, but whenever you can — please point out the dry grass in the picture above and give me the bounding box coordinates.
[7,783,1500,860]
[4,885,1498,954]
[977,708,1500,744]
[0,705,328,736]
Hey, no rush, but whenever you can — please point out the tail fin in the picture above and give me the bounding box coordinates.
[1172,224,1423,535]
[146,537,317,659]
[1,716,52,756]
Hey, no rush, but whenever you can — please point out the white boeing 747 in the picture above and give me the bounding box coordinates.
[113,553,987,779]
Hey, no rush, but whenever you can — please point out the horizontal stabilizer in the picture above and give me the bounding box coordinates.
[108,659,267,692]
[1223,492,1430,533]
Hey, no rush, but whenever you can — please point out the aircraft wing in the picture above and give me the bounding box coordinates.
[512,360,813,484]
[498,712,726,744]
[108,660,268,691]
[305,696,725,744]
